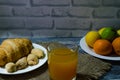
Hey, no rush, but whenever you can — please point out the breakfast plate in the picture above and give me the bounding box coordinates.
[80,37,120,61]
[0,43,48,75]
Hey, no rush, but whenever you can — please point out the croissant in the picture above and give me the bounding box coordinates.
[0,38,33,67]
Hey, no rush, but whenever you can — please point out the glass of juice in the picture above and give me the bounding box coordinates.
[47,43,78,80]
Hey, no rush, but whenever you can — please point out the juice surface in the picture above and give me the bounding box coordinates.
[48,48,78,80]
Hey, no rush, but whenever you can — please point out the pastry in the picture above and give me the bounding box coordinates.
[27,54,39,66]
[16,57,28,70]
[0,38,33,66]
[5,62,17,73]
[31,48,44,58]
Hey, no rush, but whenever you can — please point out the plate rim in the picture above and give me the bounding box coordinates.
[0,43,48,75]
[80,37,120,61]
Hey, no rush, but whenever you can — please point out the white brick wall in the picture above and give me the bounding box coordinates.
[0,0,120,38]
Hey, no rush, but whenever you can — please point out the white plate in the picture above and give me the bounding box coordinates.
[80,37,120,61]
[0,43,48,75]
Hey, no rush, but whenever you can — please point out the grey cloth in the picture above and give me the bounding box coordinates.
[76,53,111,80]
[37,42,112,80]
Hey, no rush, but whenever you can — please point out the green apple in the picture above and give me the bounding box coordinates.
[101,27,116,41]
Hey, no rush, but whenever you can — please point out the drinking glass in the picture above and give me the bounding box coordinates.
[47,43,78,80]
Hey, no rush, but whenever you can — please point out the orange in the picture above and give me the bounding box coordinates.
[112,37,120,55]
[93,39,113,56]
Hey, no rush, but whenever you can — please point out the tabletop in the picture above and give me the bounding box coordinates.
[0,37,120,80]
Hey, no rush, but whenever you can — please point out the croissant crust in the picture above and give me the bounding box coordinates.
[0,38,32,66]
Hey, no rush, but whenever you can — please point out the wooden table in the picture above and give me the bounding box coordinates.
[0,37,120,80]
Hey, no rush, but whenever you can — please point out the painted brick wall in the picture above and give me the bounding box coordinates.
[0,0,120,38]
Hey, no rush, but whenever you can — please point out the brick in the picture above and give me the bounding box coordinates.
[32,30,71,37]
[52,7,69,17]
[0,6,13,16]
[92,19,120,30]
[13,7,51,17]
[0,0,27,5]
[25,18,53,29]
[103,0,120,6]
[53,30,71,37]
[68,7,93,17]
[54,18,90,30]
[0,18,25,29]
[117,10,120,18]
[52,7,93,17]
[32,0,70,6]
[72,30,89,37]
[73,0,101,6]
[0,30,8,38]
[93,7,117,18]
[32,30,55,37]
[8,30,32,38]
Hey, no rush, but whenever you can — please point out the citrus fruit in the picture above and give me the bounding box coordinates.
[98,27,106,35]
[85,31,100,48]
[93,39,113,55]
[117,29,120,36]
[112,37,120,55]
[101,27,116,41]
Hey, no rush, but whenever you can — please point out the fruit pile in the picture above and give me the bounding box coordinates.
[85,27,120,56]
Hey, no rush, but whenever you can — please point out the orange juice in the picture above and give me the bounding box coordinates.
[48,48,78,80]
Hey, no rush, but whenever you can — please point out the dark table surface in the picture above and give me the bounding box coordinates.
[0,37,120,80]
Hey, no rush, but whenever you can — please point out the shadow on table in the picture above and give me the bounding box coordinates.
[0,62,48,80]
[76,73,97,80]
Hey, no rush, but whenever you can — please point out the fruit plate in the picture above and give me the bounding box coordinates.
[80,37,120,61]
[0,43,48,75]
